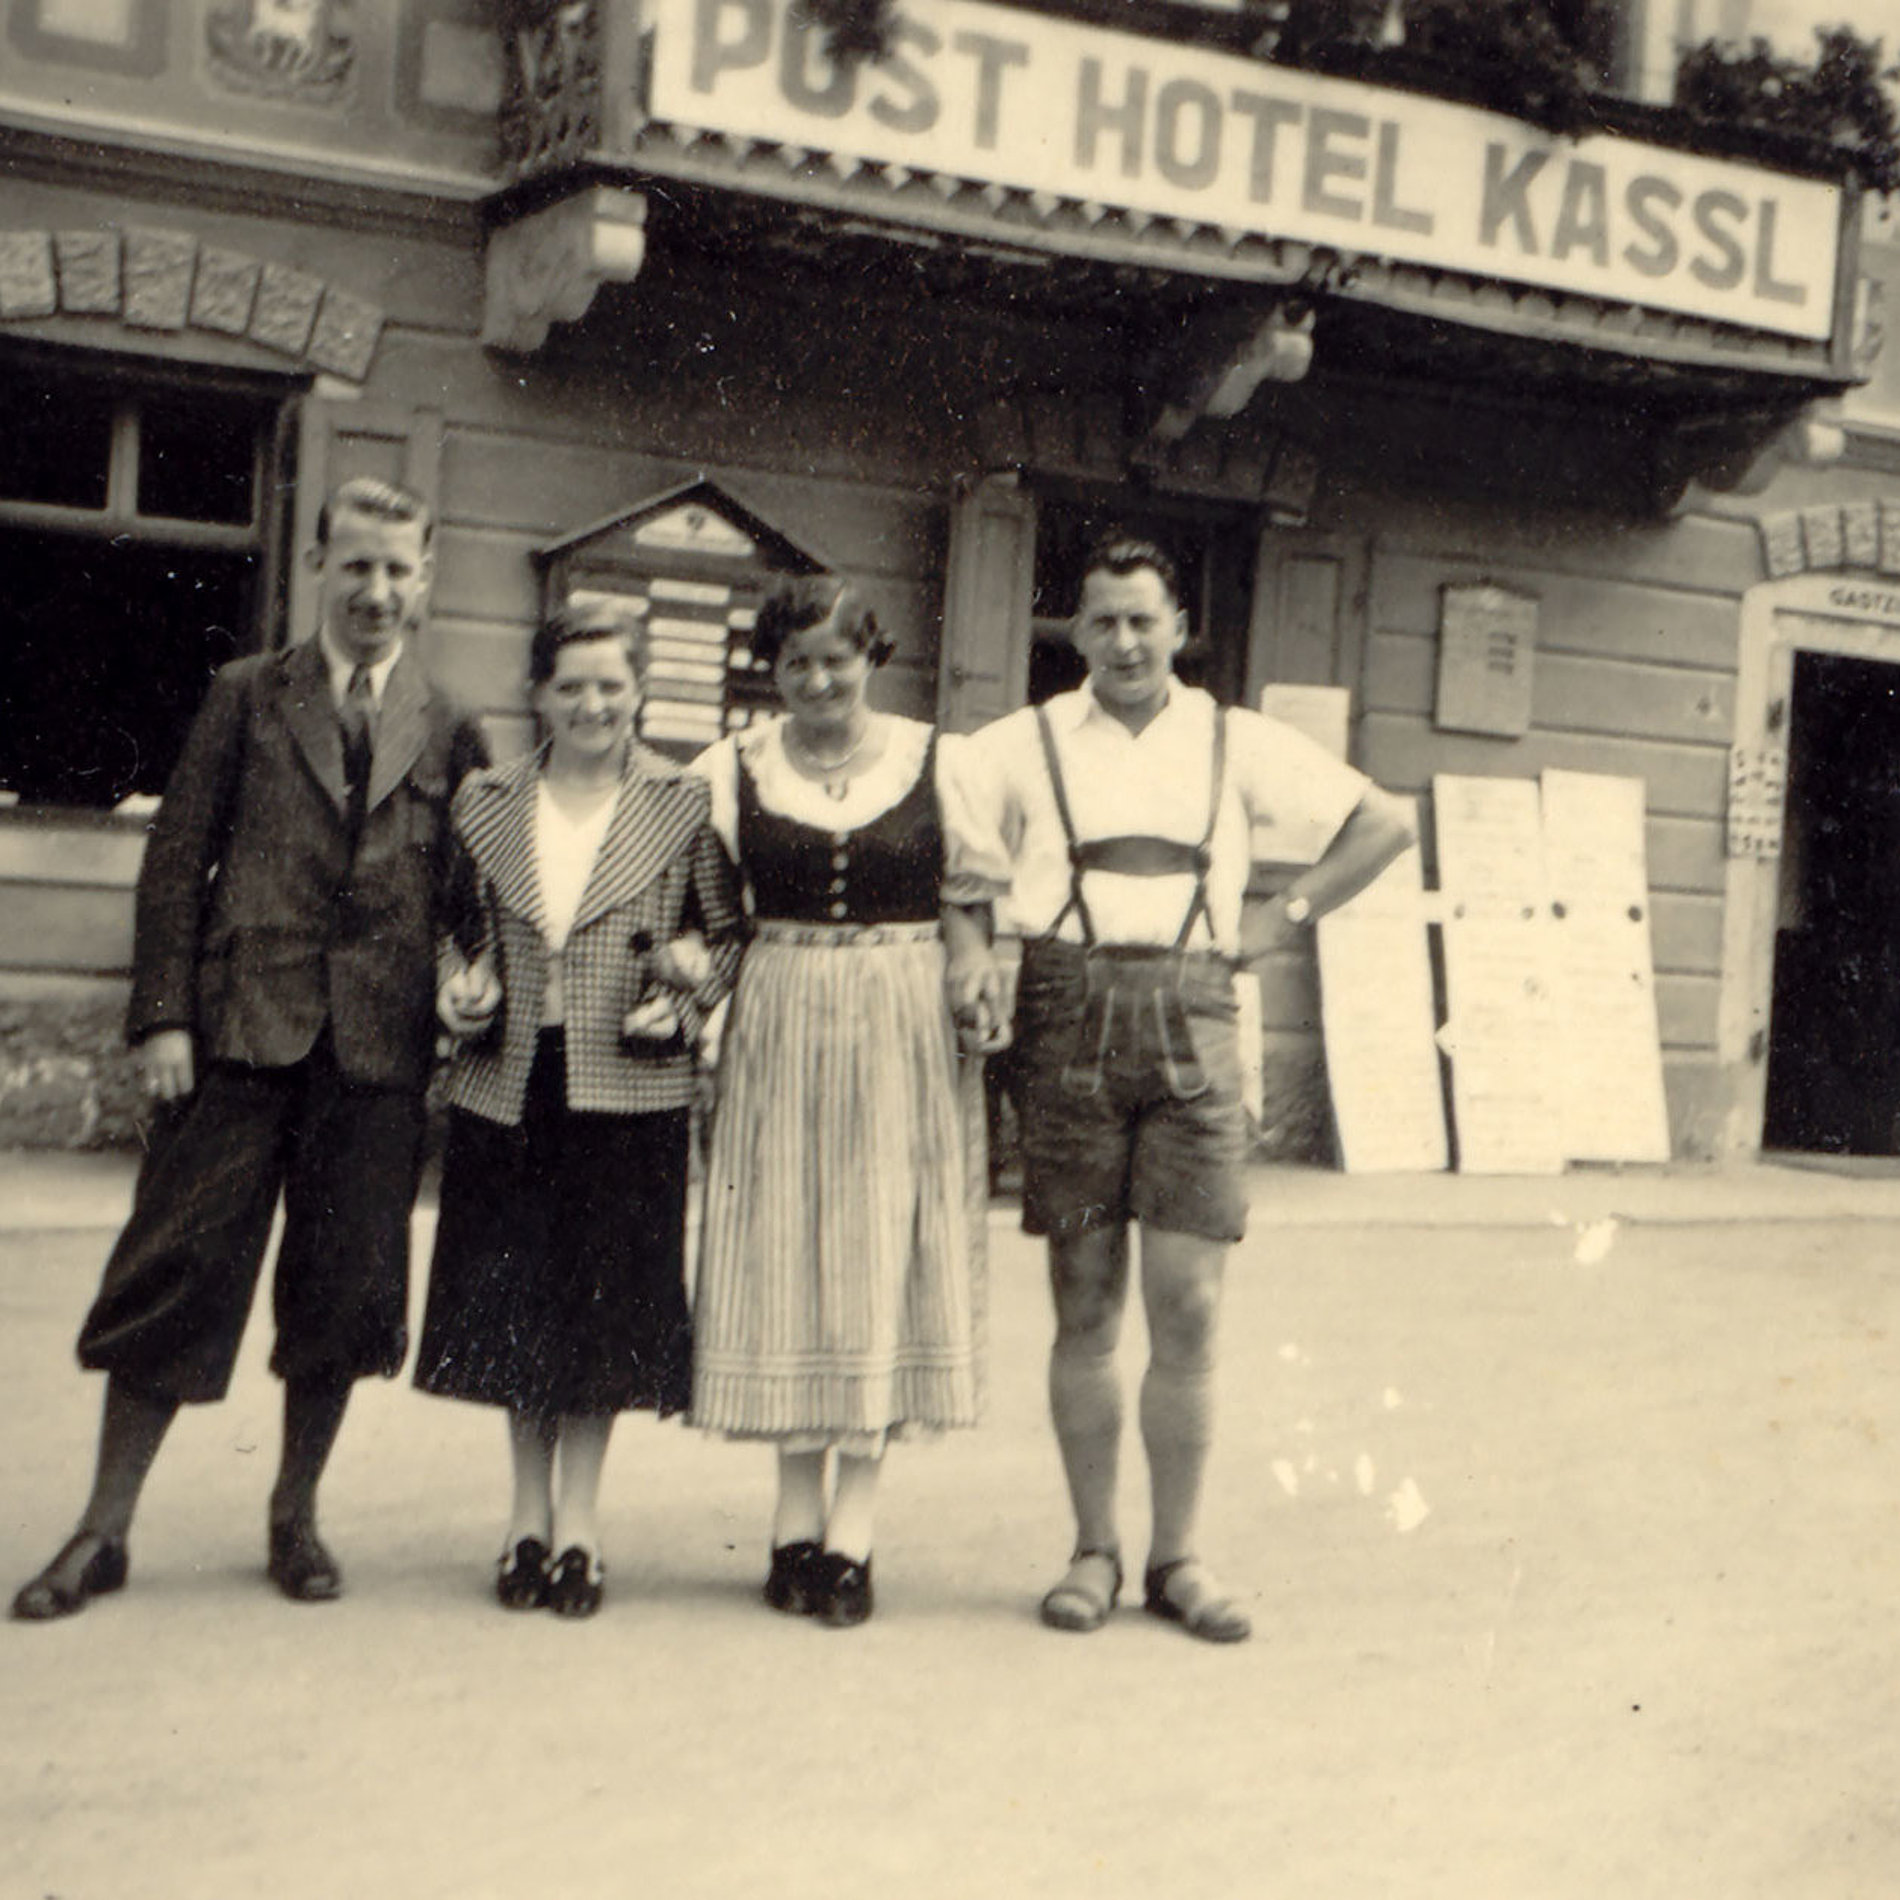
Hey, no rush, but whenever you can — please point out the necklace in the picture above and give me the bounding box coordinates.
[786,719,871,800]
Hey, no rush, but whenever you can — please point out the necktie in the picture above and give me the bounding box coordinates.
[339,663,375,798]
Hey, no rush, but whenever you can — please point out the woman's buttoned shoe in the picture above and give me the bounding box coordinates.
[496,1537,551,1611]
[814,1551,874,1629]
[762,1540,824,1616]
[545,1546,605,1618]
[11,1531,129,1622]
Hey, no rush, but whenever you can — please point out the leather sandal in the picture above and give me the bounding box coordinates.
[11,1530,129,1622]
[1039,1547,1122,1633]
[1142,1558,1252,1644]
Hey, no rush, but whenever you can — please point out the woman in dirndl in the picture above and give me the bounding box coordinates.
[416,599,743,1617]
[691,574,992,1627]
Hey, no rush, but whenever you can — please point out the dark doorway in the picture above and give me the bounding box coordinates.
[1762,648,1900,1154]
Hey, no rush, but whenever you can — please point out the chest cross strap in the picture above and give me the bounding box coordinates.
[1032,702,1227,952]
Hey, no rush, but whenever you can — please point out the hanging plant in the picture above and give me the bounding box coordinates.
[1675,28,1900,195]
[1264,0,1616,137]
[796,0,899,66]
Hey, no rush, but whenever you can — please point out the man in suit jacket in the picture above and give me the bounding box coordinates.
[13,477,489,1620]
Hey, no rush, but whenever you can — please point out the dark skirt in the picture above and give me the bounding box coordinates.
[414,1031,693,1418]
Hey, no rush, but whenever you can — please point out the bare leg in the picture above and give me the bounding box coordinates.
[825,1448,883,1562]
[1137,1227,1249,1643]
[1047,1223,1131,1557]
[1137,1228,1227,1568]
[505,1411,556,1550]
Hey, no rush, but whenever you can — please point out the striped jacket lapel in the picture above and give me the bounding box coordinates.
[569,743,713,939]
[454,750,547,938]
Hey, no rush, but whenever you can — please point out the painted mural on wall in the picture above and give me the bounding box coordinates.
[3,0,503,178]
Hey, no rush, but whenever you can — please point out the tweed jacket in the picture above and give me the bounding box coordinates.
[439,743,744,1125]
[126,639,489,1092]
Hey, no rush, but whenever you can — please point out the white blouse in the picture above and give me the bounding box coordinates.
[535,778,618,1022]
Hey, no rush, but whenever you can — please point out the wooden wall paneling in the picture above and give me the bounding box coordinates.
[1362,497,1761,598]
[1358,713,1731,819]
[1656,972,1720,1049]
[1370,555,1744,672]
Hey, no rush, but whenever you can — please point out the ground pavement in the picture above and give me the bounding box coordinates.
[4,1151,1899,1900]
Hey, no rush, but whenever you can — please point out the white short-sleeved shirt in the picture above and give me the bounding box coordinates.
[939,684,1370,954]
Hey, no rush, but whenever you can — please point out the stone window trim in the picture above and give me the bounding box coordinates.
[0,224,384,384]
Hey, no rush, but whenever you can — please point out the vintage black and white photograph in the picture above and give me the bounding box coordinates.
[4,0,1900,1894]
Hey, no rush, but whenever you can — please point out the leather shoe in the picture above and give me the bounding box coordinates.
[11,1530,129,1622]
[545,1545,604,1618]
[496,1536,550,1611]
[762,1539,824,1616]
[267,1521,342,1603]
[814,1550,874,1629]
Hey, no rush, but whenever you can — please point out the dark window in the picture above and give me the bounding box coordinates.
[138,389,260,525]
[0,377,112,510]
[0,357,285,808]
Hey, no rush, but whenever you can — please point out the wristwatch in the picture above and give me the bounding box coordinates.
[1283,894,1313,926]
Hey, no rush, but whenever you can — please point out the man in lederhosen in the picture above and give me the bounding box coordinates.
[946,534,1412,1644]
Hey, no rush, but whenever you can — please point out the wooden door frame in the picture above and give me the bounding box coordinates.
[1719,570,1900,1155]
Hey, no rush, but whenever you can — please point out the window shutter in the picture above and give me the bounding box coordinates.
[937,475,1036,734]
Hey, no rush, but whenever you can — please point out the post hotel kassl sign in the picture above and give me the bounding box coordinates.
[651,0,1842,342]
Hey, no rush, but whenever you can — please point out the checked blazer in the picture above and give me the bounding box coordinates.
[127,639,489,1092]
[439,743,745,1125]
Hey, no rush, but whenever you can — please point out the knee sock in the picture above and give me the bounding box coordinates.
[1140,1359,1214,1570]
[271,1377,351,1530]
[1049,1345,1123,1554]
[78,1377,178,1544]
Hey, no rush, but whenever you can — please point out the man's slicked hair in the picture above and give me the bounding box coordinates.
[317,477,433,549]
[1077,531,1180,609]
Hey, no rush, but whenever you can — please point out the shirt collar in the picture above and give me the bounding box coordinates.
[316,629,403,707]
[1063,678,1194,735]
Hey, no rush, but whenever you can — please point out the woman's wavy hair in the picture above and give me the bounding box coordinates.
[529,595,651,690]
[750,574,895,670]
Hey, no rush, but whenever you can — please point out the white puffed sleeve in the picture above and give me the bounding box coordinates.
[688,732,742,860]
[935,727,1017,908]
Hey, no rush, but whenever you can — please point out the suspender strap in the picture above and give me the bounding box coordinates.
[1171,707,1226,952]
[1034,701,1228,952]
[1033,703,1095,946]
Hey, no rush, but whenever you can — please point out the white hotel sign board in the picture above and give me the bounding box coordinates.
[651,0,1843,342]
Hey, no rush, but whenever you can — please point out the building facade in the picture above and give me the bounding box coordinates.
[2,0,1896,1161]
